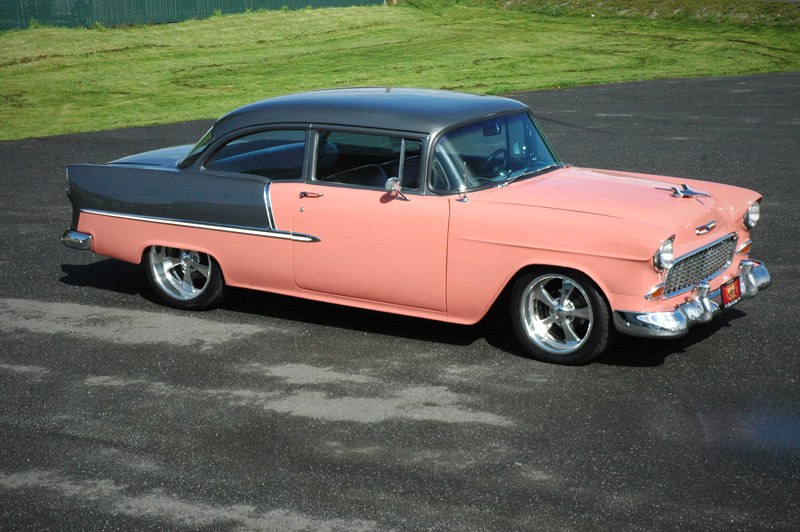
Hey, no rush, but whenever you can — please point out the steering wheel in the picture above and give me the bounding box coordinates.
[479,148,508,178]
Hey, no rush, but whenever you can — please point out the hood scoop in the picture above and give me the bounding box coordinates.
[657,183,712,199]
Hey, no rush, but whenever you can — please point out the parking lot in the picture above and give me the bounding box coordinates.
[1,73,798,531]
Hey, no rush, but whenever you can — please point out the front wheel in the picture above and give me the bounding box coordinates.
[145,246,226,310]
[510,270,613,365]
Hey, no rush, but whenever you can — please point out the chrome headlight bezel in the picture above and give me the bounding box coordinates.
[744,200,761,230]
[653,236,675,272]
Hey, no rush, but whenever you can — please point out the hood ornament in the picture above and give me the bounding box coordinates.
[696,220,716,235]
[657,184,712,199]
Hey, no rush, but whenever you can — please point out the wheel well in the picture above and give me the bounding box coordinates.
[504,264,617,365]
[498,264,613,314]
[140,245,226,283]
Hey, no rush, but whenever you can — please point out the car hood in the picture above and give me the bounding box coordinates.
[482,166,725,236]
[110,145,194,166]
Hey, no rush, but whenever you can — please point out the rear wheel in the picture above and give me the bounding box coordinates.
[145,246,225,310]
[510,270,613,365]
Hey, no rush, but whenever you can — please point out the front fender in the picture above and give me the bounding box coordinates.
[445,200,668,323]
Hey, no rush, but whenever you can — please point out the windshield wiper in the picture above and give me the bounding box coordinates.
[499,163,568,188]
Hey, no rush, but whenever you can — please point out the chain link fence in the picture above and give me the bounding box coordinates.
[1,0,385,31]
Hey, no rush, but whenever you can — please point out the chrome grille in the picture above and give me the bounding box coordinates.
[664,234,737,297]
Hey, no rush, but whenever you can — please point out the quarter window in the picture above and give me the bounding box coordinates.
[204,130,306,180]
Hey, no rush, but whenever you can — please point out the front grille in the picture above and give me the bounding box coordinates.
[664,234,737,297]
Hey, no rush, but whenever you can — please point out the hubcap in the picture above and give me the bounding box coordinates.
[520,274,594,355]
[149,246,211,301]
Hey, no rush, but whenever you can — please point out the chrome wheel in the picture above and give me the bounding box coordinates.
[517,273,597,357]
[511,269,613,364]
[148,246,212,301]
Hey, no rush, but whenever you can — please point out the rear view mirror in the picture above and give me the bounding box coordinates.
[483,121,501,137]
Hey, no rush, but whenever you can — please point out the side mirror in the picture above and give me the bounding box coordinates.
[384,177,410,201]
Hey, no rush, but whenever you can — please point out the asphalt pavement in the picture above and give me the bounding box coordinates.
[1,72,799,531]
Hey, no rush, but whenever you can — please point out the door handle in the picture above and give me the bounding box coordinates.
[299,191,324,198]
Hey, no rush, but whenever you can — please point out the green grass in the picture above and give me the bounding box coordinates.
[404,0,800,27]
[1,3,798,140]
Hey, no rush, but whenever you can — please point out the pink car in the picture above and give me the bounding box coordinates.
[62,88,770,364]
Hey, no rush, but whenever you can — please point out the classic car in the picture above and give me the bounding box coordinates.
[61,87,770,365]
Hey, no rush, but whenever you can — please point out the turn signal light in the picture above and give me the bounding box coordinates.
[645,283,666,300]
[737,240,752,255]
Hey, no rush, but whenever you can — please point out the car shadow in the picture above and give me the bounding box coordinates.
[59,259,749,366]
[594,308,748,367]
[222,287,484,348]
[57,260,490,348]
[60,260,148,296]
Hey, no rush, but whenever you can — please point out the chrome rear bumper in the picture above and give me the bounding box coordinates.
[613,260,770,338]
[61,229,93,250]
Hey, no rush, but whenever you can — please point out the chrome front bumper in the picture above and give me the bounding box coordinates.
[61,229,93,250]
[613,260,771,338]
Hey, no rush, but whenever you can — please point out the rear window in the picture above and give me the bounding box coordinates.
[179,127,213,168]
[203,130,307,180]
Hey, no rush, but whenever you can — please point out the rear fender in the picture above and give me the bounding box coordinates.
[66,163,270,230]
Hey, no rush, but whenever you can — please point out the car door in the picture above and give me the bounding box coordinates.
[291,131,448,312]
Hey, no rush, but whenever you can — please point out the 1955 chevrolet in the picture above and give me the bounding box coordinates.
[62,88,770,364]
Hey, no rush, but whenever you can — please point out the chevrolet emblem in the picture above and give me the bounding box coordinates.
[696,220,716,235]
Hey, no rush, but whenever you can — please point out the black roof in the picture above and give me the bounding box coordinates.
[212,87,529,139]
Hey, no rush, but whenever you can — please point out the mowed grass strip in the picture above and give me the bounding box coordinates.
[1,4,798,140]
[418,0,800,27]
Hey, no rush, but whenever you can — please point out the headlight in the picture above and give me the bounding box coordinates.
[653,237,674,271]
[744,200,761,230]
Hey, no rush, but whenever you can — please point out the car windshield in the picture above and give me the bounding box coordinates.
[431,112,560,194]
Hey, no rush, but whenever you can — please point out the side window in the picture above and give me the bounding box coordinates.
[204,130,306,180]
[315,131,421,190]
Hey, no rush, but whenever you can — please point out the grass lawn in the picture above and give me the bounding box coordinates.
[1,3,798,140]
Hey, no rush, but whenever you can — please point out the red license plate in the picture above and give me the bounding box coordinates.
[721,277,742,309]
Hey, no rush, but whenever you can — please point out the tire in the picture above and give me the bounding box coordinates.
[145,246,226,310]
[510,269,613,365]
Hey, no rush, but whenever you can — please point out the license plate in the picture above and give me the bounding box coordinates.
[721,277,742,309]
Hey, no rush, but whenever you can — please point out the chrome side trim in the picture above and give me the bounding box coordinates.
[614,260,770,338]
[263,183,276,229]
[81,209,320,243]
[61,229,93,250]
